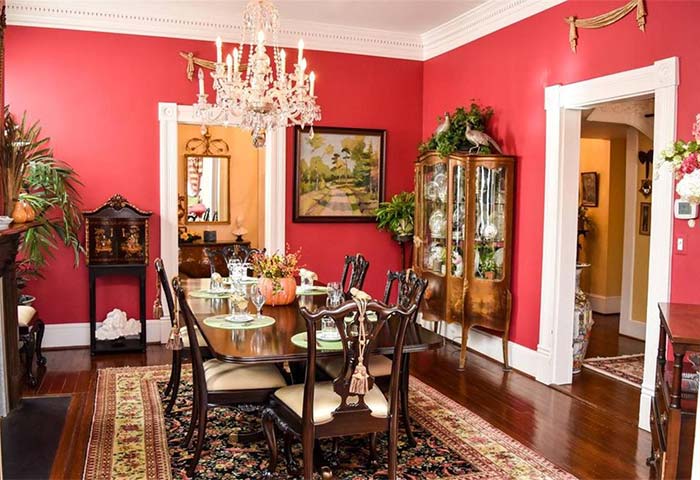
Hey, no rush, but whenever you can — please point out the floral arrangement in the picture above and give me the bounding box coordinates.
[178,229,201,243]
[250,247,302,292]
[659,114,700,204]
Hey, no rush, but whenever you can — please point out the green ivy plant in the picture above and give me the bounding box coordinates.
[3,108,84,283]
[376,191,415,238]
[419,103,494,157]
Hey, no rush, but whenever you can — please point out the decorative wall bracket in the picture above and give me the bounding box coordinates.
[185,126,229,156]
[565,0,646,53]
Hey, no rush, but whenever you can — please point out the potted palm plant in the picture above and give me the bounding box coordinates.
[376,191,415,243]
[1,108,84,297]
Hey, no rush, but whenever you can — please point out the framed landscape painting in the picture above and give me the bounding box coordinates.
[293,126,386,222]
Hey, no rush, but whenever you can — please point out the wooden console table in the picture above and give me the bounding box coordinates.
[179,240,251,278]
[649,303,700,479]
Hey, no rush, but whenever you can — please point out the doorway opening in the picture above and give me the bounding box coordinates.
[537,58,678,431]
[554,97,655,418]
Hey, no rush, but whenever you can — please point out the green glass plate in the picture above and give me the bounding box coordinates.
[203,314,276,330]
[291,332,343,351]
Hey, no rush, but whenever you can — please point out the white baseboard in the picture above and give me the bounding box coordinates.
[418,318,543,378]
[587,294,621,314]
[43,318,172,349]
[619,317,647,340]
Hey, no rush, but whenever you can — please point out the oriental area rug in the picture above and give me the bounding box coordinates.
[582,353,645,388]
[84,365,576,479]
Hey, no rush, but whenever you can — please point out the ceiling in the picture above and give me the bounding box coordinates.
[123,1,490,35]
[6,0,565,60]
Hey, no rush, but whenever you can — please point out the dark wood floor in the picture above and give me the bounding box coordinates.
[552,313,647,428]
[24,339,652,480]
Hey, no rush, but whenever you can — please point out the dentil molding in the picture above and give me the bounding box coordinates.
[7,0,564,61]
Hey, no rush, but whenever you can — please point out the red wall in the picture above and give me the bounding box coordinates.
[6,26,423,324]
[423,0,700,349]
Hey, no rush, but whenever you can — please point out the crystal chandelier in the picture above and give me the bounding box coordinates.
[194,0,321,147]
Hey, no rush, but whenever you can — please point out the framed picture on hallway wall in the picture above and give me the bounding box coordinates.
[293,126,386,223]
[580,172,599,207]
[639,202,651,236]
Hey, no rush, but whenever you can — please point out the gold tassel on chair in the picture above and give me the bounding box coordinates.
[349,288,372,395]
[165,299,183,351]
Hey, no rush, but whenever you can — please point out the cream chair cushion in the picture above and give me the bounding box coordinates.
[180,325,206,348]
[273,381,388,425]
[203,359,286,391]
[318,354,393,379]
[17,305,36,327]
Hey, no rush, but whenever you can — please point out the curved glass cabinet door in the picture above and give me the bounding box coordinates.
[421,162,448,275]
[450,163,466,278]
[473,165,507,281]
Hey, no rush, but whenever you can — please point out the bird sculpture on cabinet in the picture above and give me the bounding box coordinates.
[435,112,451,135]
[465,123,502,154]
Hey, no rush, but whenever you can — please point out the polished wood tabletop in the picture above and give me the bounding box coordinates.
[182,278,444,364]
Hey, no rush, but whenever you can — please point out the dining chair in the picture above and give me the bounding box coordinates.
[340,253,369,296]
[172,278,288,477]
[319,269,428,446]
[155,258,210,415]
[262,297,417,479]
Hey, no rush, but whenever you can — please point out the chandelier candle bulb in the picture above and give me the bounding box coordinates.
[297,39,304,64]
[279,49,286,79]
[257,30,265,48]
[233,47,239,73]
[309,71,315,96]
[216,36,222,64]
[198,68,204,95]
[226,54,232,81]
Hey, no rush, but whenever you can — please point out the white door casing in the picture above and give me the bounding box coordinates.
[537,58,678,433]
[157,102,286,332]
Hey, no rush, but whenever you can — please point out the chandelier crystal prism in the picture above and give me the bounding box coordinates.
[193,0,321,147]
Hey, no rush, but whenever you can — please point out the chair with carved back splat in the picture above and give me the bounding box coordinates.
[262,298,417,479]
[318,269,428,446]
[340,253,369,296]
[173,278,287,477]
[155,258,210,415]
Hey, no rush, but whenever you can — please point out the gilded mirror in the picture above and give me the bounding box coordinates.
[184,128,230,224]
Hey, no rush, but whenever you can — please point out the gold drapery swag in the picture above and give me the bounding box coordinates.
[180,51,247,80]
[180,51,215,80]
[565,0,646,53]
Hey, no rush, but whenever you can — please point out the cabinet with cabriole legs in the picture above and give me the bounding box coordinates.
[413,151,515,370]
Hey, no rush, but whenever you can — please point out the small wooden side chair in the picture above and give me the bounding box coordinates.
[319,269,428,445]
[155,258,209,415]
[17,305,46,387]
[262,298,416,479]
[173,278,287,477]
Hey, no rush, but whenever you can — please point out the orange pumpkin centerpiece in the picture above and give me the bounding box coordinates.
[250,248,301,306]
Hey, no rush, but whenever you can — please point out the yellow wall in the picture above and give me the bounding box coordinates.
[632,134,652,322]
[578,138,625,301]
[177,124,265,247]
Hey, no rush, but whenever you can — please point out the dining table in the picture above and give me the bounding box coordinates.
[181,277,445,365]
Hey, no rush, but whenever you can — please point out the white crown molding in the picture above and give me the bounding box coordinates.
[8,0,565,62]
[6,1,423,60]
[421,0,566,60]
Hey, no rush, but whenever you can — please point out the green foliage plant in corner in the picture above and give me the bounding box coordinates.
[420,103,494,157]
[376,191,415,241]
[2,107,84,285]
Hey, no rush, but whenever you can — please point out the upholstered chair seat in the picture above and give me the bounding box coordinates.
[17,305,36,327]
[180,325,206,348]
[318,354,393,379]
[273,381,388,425]
[203,359,286,391]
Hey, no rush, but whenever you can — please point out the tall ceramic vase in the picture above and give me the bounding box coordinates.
[572,263,594,374]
